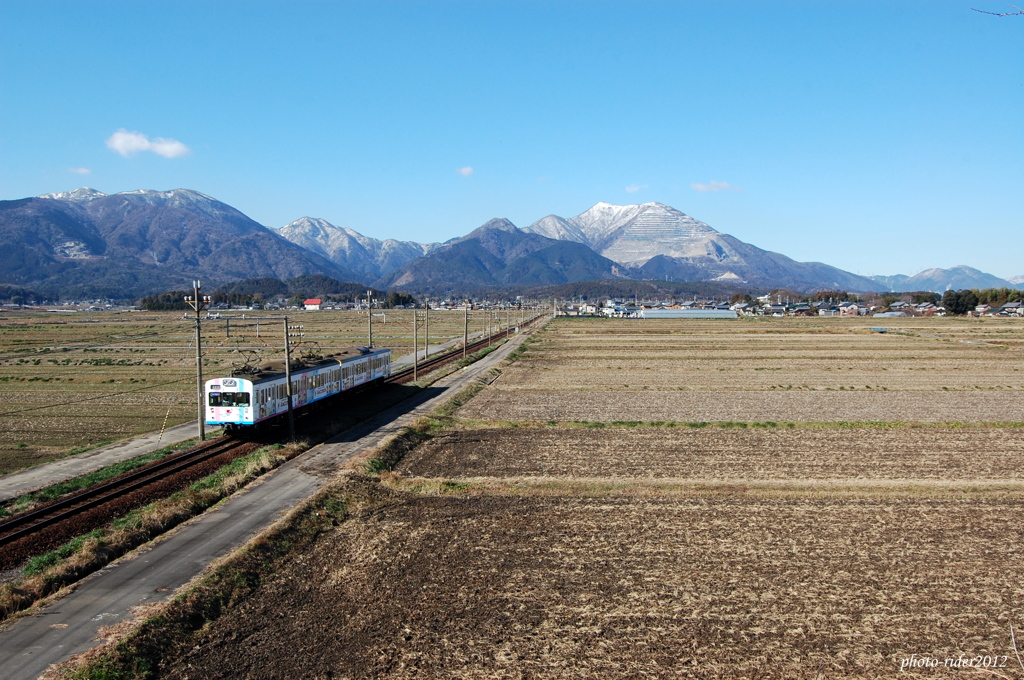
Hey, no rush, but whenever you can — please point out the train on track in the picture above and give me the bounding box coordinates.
[205,346,391,430]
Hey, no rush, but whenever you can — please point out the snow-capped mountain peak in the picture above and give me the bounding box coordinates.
[524,201,720,265]
[277,216,441,281]
[39,187,108,202]
[40,188,234,220]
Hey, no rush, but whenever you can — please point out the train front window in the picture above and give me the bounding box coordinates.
[209,392,250,407]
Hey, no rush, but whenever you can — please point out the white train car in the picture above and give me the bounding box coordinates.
[205,346,391,430]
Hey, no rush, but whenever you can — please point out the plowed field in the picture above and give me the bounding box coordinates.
[136,317,1024,679]
[160,488,1024,680]
[458,317,1024,423]
[457,389,1024,423]
[395,425,1024,482]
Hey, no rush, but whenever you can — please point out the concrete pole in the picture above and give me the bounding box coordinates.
[425,302,429,359]
[195,315,204,441]
[463,304,469,358]
[367,290,373,348]
[413,309,418,381]
[283,317,295,442]
[184,281,209,442]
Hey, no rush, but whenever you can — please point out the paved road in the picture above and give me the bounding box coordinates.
[0,329,531,680]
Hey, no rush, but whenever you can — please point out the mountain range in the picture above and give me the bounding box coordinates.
[0,188,353,298]
[868,266,1023,293]
[278,217,442,282]
[1,188,1019,298]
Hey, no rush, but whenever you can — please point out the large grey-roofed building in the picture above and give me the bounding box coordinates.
[641,309,738,319]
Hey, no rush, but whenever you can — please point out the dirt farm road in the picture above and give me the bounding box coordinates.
[0,330,533,680]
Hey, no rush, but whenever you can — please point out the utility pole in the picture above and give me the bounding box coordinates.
[367,290,373,347]
[184,281,211,441]
[413,308,419,381]
[463,302,469,358]
[283,317,302,441]
[424,301,429,359]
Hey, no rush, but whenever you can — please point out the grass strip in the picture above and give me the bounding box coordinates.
[361,376,497,476]
[506,333,540,362]
[452,419,1024,431]
[382,476,1024,500]
[0,443,299,624]
[454,343,499,369]
[1,439,199,518]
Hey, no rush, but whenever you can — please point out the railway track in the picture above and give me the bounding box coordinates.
[386,313,544,385]
[0,314,543,567]
[0,437,256,566]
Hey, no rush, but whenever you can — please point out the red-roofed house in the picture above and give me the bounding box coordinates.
[303,298,322,311]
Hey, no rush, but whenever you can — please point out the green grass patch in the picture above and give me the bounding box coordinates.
[517,420,1024,432]
[506,334,540,362]
[454,343,499,369]
[433,380,488,419]
[22,529,105,576]
[3,439,198,516]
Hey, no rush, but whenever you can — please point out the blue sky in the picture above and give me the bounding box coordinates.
[1,1,1021,278]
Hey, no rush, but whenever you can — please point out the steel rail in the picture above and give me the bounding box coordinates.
[385,313,542,385]
[0,438,240,548]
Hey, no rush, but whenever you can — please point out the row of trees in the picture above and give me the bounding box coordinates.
[941,288,1024,315]
[729,290,942,308]
[139,281,420,311]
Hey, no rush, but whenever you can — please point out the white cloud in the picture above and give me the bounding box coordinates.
[625,184,647,193]
[106,129,190,158]
[691,180,742,193]
[69,167,91,175]
[456,166,474,176]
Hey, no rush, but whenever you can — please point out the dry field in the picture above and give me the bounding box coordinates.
[87,316,1024,678]
[459,316,1024,423]
[396,424,1024,483]
[0,308,502,473]
[160,487,1024,679]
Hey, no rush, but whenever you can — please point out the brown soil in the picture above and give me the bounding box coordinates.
[120,318,1024,679]
[457,389,1023,423]
[159,488,1024,679]
[394,426,1024,482]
